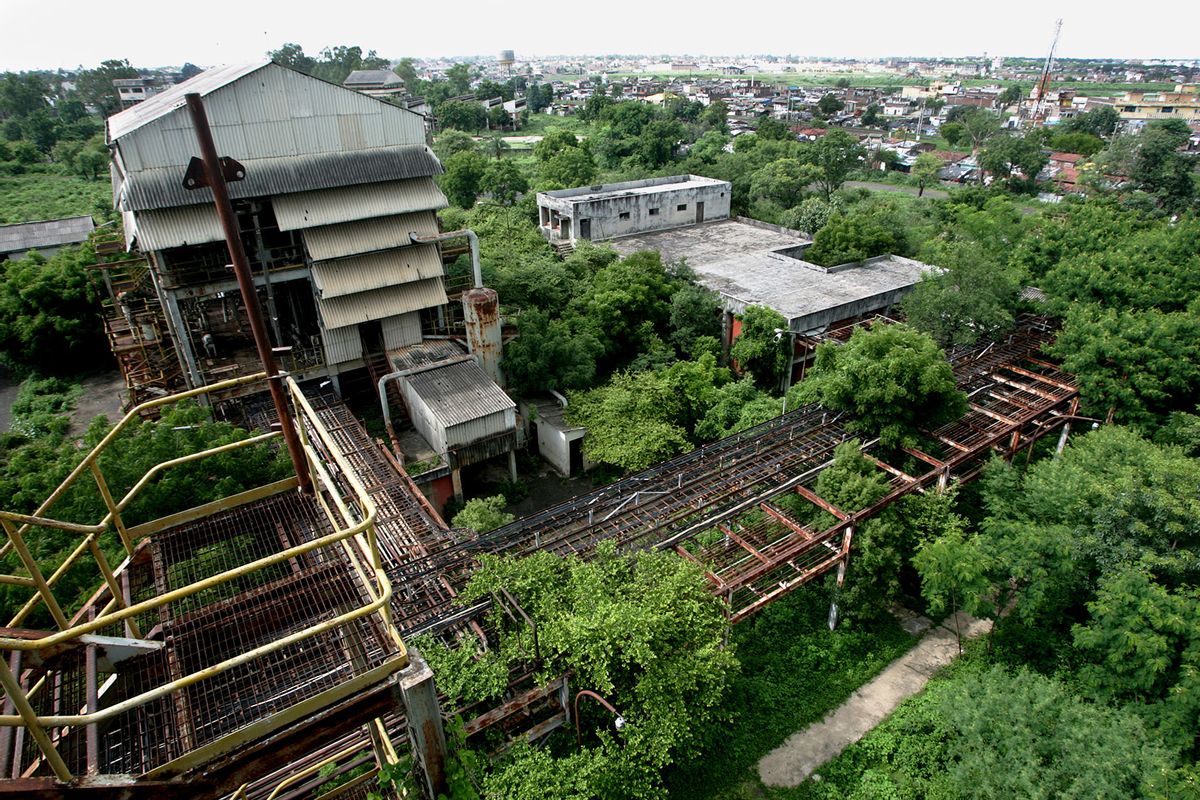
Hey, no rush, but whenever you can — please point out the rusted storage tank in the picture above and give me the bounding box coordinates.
[463,287,503,387]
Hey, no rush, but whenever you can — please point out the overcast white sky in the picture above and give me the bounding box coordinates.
[2,0,1197,72]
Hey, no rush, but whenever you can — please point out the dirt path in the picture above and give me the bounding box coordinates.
[757,611,991,788]
[844,180,950,200]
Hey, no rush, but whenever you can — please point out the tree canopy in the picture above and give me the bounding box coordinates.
[792,324,965,449]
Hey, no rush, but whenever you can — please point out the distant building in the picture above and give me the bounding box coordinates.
[0,215,94,261]
[343,69,405,99]
[113,77,171,108]
[1114,84,1200,125]
[537,175,731,244]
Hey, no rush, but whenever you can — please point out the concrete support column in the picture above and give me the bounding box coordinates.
[721,310,735,364]
[830,525,855,631]
[450,467,464,503]
[399,649,448,799]
[508,450,519,483]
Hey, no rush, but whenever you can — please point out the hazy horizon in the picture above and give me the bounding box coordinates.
[2,0,1197,73]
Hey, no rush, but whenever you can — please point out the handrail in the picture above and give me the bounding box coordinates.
[0,373,407,782]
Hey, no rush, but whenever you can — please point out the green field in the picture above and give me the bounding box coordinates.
[0,172,114,225]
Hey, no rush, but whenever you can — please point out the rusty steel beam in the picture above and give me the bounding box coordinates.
[183,93,311,494]
[792,485,849,520]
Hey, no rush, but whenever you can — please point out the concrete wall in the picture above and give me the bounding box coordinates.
[538,177,731,243]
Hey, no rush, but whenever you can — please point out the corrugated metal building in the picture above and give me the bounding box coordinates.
[0,216,95,260]
[106,60,450,389]
[400,359,516,457]
[389,341,520,499]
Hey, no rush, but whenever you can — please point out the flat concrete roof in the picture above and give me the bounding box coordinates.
[609,219,931,333]
[540,174,728,206]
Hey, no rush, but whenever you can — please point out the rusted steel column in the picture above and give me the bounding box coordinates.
[399,649,448,798]
[184,93,311,493]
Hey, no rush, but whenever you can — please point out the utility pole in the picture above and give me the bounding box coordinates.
[184,93,312,493]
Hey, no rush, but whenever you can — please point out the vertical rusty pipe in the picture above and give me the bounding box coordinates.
[184,93,311,493]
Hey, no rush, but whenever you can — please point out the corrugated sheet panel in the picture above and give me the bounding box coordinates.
[111,63,427,172]
[402,359,516,428]
[322,324,363,365]
[387,340,465,371]
[445,409,518,450]
[121,146,442,212]
[311,245,444,298]
[107,61,271,142]
[132,206,224,250]
[0,216,94,255]
[316,278,448,329]
[401,382,447,454]
[273,179,448,231]
[381,312,422,349]
[301,212,441,261]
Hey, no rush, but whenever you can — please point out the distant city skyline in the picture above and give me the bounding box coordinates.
[1,0,1197,72]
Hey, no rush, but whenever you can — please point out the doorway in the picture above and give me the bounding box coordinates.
[579,218,591,240]
[696,201,705,223]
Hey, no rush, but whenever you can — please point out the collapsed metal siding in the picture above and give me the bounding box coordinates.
[120,147,442,213]
[301,212,441,261]
[381,313,422,349]
[272,179,448,231]
[310,244,444,298]
[109,62,426,172]
[322,323,363,365]
[316,278,448,329]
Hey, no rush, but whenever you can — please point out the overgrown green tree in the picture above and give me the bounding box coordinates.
[729,305,790,391]
[911,151,943,197]
[451,495,514,533]
[902,239,1021,347]
[438,150,488,208]
[792,324,965,449]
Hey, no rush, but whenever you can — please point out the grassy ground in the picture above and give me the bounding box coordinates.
[665,587,916,800]
[771,649,985,800]
[521,114,589,135]
[0,172,113,225]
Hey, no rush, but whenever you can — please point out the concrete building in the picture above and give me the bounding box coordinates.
[1115,84,1200,125]
[537,175,730,244]
[113,77,170,108]
[107,60,449,393]
[0,215,94,261]
[608,218,932,384]
[343,69,406,99]
[522,397,591,478]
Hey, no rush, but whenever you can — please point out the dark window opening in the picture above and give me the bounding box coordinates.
[677,204,688,211]
[649,207,660,216]
[619,211,631,220]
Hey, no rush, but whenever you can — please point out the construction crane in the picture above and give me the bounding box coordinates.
[1032,18,1064,121]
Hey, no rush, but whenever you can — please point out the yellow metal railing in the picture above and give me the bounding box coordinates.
[0,374,406,782]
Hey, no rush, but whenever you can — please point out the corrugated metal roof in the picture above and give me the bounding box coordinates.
[387,340,466,372]
[301,212,441,261]
[121,146,442,212]
[107,62,272,142]
[273,179,448,231]
[311,244,444,298]
[344,70,402,87]
[132,205,224,250]
[316,277,448,329]
[403,359,516,428]
[0,216,94,256]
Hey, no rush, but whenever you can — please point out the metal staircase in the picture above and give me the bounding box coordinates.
[88,234,185,410]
